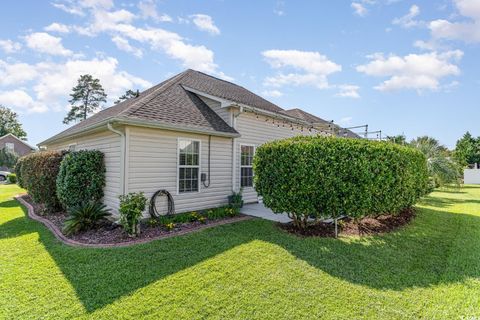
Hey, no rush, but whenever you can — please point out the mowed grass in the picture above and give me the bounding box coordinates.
[1,184,480,319]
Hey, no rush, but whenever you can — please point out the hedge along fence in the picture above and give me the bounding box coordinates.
[16,151,66,212]
[254,136,429,229]
[56,150,106,209]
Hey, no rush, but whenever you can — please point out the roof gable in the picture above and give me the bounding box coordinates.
[0,133,36,150]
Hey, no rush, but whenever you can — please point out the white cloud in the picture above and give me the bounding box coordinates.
[351,2,368,17]
[356,50,463,92]
[429,0,480,43]
[393,5,422,28]
[52,2,85,16]
[0,39,22,53]
[138,0,172,22]
[45,22,71,33]
[111,36,143,58]
[273,0,286,16]
[0,57,151,113]
[336,85,361,98]
[0,61,38,85]
[24,32,73,56]
[51,3,226,76]
[339,116,353,125]
[0,90,48,113]
[262,90,283,98]
[262,49,341,89]
[190,14,220,35]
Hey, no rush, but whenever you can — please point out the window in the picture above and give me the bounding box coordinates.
[240,145,254,187]
[68,144,76,151]
[178,139,200,193]
[5,142,14,152]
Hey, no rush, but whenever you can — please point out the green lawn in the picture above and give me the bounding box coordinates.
[1,184,480,319]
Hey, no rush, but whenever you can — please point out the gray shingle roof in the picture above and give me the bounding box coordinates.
[40,69,360,145]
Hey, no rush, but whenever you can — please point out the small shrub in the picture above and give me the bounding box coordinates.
[119,192,147,237]
[0,148,18,170]
[7,173,16,184]
[56,150,106,209]
[228,189,244,209]
[62,201,111,235]
[15,156,24,187]
[17,151,66,212]
[254,136,429,230]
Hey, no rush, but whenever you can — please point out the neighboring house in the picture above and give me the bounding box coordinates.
[0,133,35,171]
[39,69,358,215]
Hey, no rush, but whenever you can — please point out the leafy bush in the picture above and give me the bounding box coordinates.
[15,156,24,187]
[228,189,244,209]
[254,136,429,229]
[17,151,66,212]
[62,201,111,235]
[7,173,16,184]
[0,148,18,169]
[56,150,105,209]
[119,192,147,237]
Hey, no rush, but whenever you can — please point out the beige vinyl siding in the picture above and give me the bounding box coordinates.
[198,96,232,126]
[235,111,314,203]
[127,126,233,215]
[45,130,122,213]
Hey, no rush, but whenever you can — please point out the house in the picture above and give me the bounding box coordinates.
[39,69,358,215]
[0,133,35,171]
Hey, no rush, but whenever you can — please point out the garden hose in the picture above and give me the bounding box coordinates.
[149,189,175,218]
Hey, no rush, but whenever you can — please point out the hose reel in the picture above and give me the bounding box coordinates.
[149,189,175,218]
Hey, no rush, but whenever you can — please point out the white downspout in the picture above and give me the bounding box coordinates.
[231,106,243,192]
[107,123,126,196]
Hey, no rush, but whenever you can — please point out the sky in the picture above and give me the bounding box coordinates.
[0,0,479,148]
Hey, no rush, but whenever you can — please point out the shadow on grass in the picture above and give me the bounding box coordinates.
[2,194,480,313]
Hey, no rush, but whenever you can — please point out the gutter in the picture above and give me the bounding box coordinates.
[38,116,240,148]
[107,123,126,196]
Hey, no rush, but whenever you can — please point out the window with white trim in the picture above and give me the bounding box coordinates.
[5,142,14,152]
[178,139,200,193]
[240,145,254,187]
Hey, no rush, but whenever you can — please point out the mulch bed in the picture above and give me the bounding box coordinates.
[18,194,251,247]
[279,207,416,238]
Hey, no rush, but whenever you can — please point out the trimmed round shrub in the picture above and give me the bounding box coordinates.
[7,173,17,184]
[17,151,66,212]
[56,150,106,209]
[254,136,429,229]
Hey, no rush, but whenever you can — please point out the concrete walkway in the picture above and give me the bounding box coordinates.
[240,203,292,223]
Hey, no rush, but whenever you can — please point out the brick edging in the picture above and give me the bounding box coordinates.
[14,195,252,248]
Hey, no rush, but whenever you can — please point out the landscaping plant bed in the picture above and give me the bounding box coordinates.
[19,194,249,246]
[279,207,416,237]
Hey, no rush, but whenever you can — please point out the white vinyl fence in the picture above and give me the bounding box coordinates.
[464,166,480,184]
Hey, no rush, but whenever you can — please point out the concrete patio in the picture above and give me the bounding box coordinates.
[240,202,292,223]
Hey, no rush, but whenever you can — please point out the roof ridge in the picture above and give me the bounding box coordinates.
[117,70,190,118]
[187,69,286,111]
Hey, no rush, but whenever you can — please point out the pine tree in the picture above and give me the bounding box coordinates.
[0,105,27,140]
[63,74,107,124]
[454,131,480,166]
[114,89,140,104]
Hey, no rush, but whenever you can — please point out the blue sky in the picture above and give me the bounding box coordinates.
[0,0,479,148]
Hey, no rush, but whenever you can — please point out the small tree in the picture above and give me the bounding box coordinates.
[63,74,107,124]
[386,134,407,145]
[454,132,480,167]
[410,136,461,187]
[114,89,139,104]
[0,148,18,169]
[0,106,27,139]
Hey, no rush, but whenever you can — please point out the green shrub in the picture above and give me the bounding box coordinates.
[17,151,66,212]
[62,201,111,235]
[56,150,105,209]
[15,156,25,188]
[7,173,16,184]
[119,192,147,237]
[0,148,18,169]
[254,136,429,229]
[228,189,244,209]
